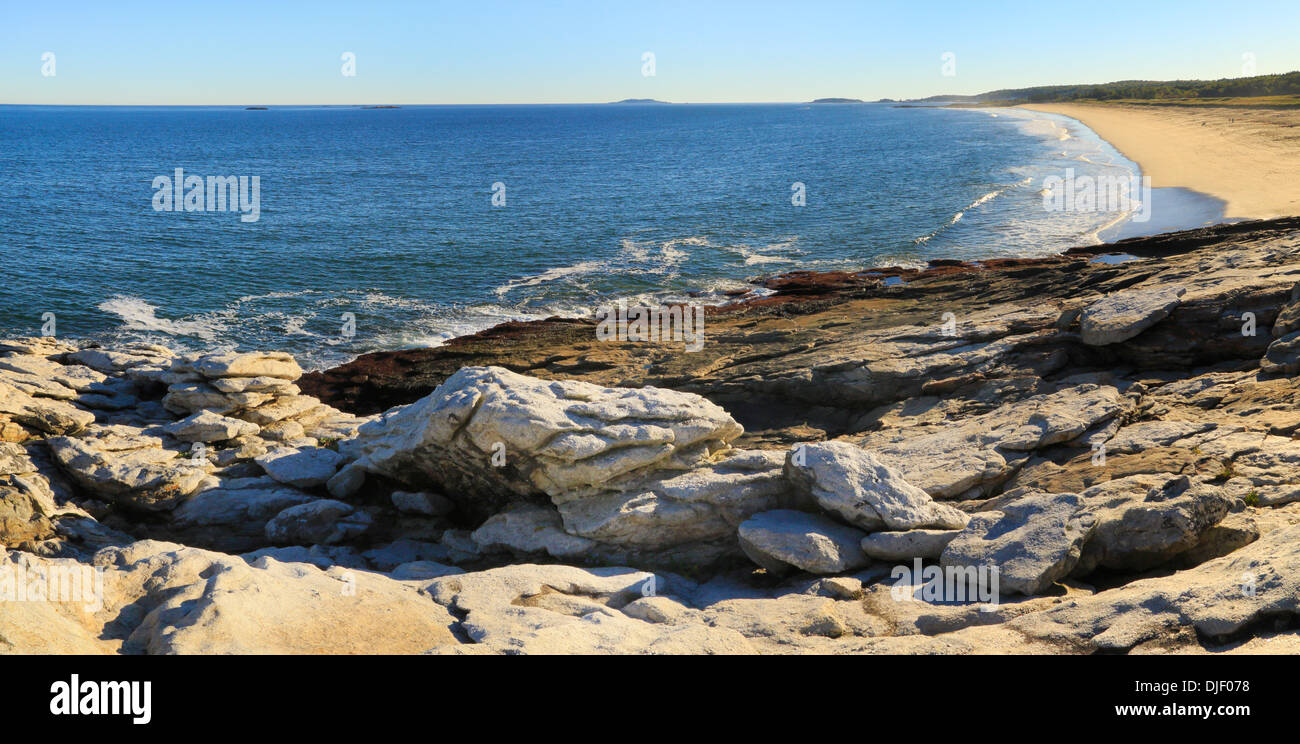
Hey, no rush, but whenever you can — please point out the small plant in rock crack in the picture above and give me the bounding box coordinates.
[319,437,341,451]
[1244,490,1261,507]
[1210,462,1237,483]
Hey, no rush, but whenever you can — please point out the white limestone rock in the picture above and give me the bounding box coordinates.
[164,410,260,443]
[191,351,303,380]
[46,425,214,511]
[0,380,95,435]
[784,441,969,531]
[1080,285,1186,346]
[941,491,1097,596]
[344,366,743,506]
[737,509,869,575]
[254,446,342,489]
[860,529,961,561]
[264,499,371,545]
[470,503,596,559]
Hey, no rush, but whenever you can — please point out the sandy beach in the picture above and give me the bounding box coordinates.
[1020,102,1300,221]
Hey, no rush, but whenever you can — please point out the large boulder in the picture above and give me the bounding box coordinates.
[339,367,796,566]
[254,446,342,489]
[342,366,743,514]
[737,509,869,575]
[941,491,1097,596]
[860,529,960,561]
[1073,475,1234,574]
[784,441,968,531]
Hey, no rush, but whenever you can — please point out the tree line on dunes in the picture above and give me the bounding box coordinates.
[922,71,1300,103]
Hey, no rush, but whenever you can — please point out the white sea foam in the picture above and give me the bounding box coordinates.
[723,238,800,266]
[914,183,1019,244]
[97,296,223,340]
[235,289,318,303]
[619,235,705,274]
[492,260,604,297]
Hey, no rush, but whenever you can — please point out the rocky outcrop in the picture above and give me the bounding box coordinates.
[0,540,460,654]
[850,384,1132,499]
[339,366,798,566]
[12,217,1300,654]
[341,365,743,504]
[1073,475,1233,574]
[47,425,215,512]
[0,379,95,435]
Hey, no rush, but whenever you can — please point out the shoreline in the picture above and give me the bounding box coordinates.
[56,214,1285,378]
[300,215,1300,414]
[1002,106,1231,243]
[1019,102,1300,221]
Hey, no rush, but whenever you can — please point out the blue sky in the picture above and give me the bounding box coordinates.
[4,0,1300,104]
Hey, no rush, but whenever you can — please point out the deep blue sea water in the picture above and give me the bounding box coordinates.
[0,103,1225,369]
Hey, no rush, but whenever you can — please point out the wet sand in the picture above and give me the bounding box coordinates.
[1021,102,1300,220]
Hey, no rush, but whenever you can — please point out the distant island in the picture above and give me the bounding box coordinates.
[244,106,268,110]
[610,99,672,105]
[363,105,401,109]
[811,98,864,104]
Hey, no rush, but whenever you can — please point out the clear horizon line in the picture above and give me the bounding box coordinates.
[0,98,936,107]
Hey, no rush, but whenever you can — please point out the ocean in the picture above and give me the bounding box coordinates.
[0,102,1226,369]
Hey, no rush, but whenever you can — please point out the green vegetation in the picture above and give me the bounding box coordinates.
[919,71,1300,106]
[1081,94,1300,109]
[1211,462,1237,483]
[1244,490,1261,507]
